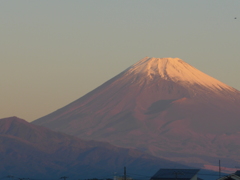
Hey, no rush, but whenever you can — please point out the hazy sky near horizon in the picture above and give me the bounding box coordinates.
[1,0,240,122]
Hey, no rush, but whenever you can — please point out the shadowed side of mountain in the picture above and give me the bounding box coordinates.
[0,117,187,179]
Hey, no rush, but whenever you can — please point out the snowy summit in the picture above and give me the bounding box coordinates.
[126,57,235,92]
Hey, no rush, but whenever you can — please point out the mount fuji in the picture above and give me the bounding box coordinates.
[33,57,240,170]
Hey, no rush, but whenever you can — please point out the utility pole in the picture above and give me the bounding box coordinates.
[124,166,126,180]
[219,160,221,178]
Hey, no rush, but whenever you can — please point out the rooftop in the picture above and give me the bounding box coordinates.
[151,169,200,180]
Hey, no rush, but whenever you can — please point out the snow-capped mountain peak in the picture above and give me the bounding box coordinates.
[127,57,235,92]
[33,57,240,170]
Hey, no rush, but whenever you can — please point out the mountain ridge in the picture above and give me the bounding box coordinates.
[1,116,186,179]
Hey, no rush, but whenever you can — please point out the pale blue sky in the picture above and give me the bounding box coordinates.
[1,0,240,122]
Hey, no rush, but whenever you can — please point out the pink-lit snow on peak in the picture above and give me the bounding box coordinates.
[127,57,235,92]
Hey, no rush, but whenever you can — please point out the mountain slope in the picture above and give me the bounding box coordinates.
[0,116,185,179]
[32,57,240,168]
